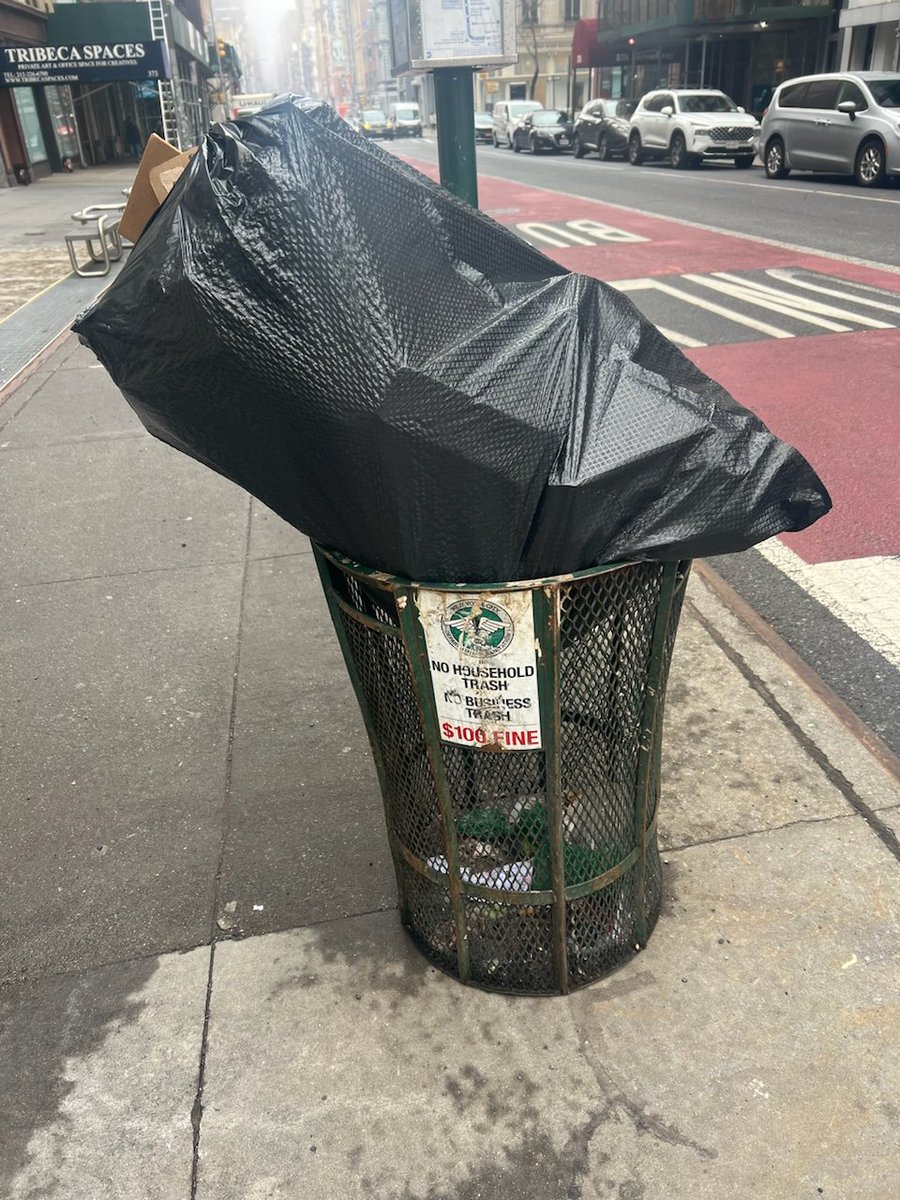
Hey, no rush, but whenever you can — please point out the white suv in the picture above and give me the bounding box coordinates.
[627,89,760,169]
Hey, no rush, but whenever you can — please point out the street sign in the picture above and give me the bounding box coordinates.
[388,0,517,75]
[0,41,171,86]
[418,589,542,750]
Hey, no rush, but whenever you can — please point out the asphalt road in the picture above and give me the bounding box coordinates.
[397,138,900,758]
[403,135,900,268]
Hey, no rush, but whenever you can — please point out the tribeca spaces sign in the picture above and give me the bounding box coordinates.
[0,41,171,86]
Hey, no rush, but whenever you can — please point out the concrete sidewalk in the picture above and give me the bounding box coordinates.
[0,165,136,324]
[1,330,898,1200]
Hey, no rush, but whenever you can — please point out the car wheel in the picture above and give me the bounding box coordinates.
[764,137,790,179]
[734,155,754,169]
[855,138,886,187]
[670,132,689,169]
[530,136,540,155]
[513,137,521,153]
[597,133,610,162]
[574,135,586,159]
[627,133,643,165]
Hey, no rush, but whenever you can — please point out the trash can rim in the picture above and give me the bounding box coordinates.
[313,544,642,593]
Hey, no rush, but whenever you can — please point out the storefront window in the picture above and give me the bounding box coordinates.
[44,85,80,161]
[13,88,48,164]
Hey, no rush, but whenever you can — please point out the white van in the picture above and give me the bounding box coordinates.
[491,100,543,149]
[389,102,423,138]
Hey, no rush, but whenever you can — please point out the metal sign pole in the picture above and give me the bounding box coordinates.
[433,66,478,209]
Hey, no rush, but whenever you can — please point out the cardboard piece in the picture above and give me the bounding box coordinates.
[148,149,196,204]
[119,135,196,243]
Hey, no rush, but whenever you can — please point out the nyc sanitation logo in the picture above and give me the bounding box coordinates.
[441,600,514,658]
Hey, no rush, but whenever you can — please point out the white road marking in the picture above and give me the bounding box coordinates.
[516,219,647,247]
[656,326,706,347]
[764,269,900,316]
[517,222,595,247]
[566,218,647,243]
[758,541,900,670]
[709,272,893,328]
[684,274,853,333]
[471,169,900,276]
[613,275,794,338]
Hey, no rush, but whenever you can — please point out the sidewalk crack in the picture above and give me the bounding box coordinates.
[189,941,217,1199]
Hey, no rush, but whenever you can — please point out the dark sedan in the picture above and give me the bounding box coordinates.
[512,110,574,154]
[573,98,636,160]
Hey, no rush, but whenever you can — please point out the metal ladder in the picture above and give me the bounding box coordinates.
[147,0,180,147]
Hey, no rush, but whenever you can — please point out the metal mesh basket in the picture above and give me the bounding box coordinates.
[314,546,690,995]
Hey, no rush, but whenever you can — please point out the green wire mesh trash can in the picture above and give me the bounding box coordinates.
[314,546,691,995]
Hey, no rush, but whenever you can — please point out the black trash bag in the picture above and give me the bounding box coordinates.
[74,96,830,582]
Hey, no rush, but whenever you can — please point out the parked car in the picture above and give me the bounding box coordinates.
[359,109,392,139]
[389,102,422,138]
[474,111,493,144]
[627,89,760,169]
[491,99,543,148]
[573,98,636,160]
[512,110,574,154]
[760,71,900,188]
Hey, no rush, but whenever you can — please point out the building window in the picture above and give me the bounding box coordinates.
[13,88,48,165]
[564,0,581,19]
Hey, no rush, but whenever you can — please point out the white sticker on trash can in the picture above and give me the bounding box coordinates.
[416,590,542,750]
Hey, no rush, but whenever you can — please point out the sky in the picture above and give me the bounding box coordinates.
[241,0,294,94]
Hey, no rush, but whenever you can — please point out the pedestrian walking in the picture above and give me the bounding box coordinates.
[124,117,142,160]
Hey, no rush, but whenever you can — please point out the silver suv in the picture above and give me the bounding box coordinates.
[627,89,760,169]
[491,100,543,149]
[760,72,900,187]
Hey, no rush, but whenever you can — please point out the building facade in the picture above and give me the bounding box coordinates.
[838,0,900,71]
[1,0,228,185]
[592,0,837,113]
[0,0,56,185]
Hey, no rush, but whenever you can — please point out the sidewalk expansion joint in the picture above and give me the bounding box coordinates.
[189,941,217,1200]
[208,500,254,939]
[0,556,249,593]
[688,600,900,865]
[0,429,149,450]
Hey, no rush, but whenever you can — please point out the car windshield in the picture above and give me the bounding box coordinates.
[510,102,541,116]
[395,107,418,119]
[362,110,386,122]
[474,111,492,123]
[678,94,738,113]
[611,100,636,119]
[867,77,900,107]
[532,111,566,126]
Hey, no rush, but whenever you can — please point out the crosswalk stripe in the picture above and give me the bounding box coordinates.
[615,276,794,339]
[683,274,852,333]
[759,541,900,671]
[656,325,706,348]
[765,269,900,317]
[709,272,893,329]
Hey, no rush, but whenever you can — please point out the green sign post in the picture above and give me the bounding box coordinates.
[433,67,478,208]
[386,0,517,212]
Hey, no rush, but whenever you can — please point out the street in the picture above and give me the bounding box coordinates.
[1,130,899,1200]
[397,139,900,756]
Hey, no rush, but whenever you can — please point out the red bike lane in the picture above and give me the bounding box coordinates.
[411,163,900,569]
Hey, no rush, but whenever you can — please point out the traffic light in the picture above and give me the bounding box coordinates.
[216,36,226,59]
